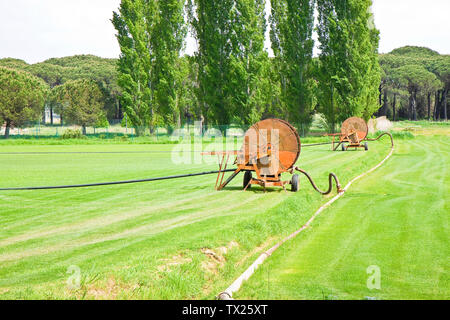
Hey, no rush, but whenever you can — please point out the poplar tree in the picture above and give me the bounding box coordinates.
[188,0,235,126]
[189,0,268,127]
[112,0,186,135]
[112,0,153,136]
[270,0,316,129]
[231,0,268,125]
[152,0,187,128]
[316,0,381,131]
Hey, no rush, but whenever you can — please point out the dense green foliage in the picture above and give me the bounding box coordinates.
[270,0,315,128]
[379,46,450,121]
[50,79,104,135]
[0,67,49,138]
[316,0,381,131]
[1,1,448,138]
[0,55,120,123]
[188,0,270,127]
[112,0,186,136]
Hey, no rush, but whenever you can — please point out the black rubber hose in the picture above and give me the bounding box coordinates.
[0,169,236,191]
[365,132,394,147]
[294,167,343,195]
[302,142,333,147]
[295,132,394,195]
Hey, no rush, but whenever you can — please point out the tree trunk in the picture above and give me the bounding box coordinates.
[413,90,418,121]
[382,89,388,116]
[427,92,431,120]
[116,100,120,119]
[149,107,155,134]
[378,84,383,114]
[434,91,440,121]
[408,95,412,120]
[392,93,397,121]
[135,126,143,137]
[330,84,336,133]
[50,106,54,125]
[82,126,87,136]
[443,89,448,121]
[4,120,11,139]
[200,114,206,135]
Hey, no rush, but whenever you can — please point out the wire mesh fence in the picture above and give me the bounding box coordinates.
[0,120,329,140]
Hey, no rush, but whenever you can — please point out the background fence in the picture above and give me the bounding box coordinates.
[0,119,330,140]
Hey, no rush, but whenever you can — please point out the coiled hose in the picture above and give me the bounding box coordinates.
[294,168,343,195]
[292,132,394,196]
[365,132,395,147]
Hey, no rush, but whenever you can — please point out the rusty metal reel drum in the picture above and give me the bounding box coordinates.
[341,117,368,142]
[238,119,301,176]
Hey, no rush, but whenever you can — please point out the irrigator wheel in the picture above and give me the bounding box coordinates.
[238,118,301,176]
[341,117,369,142]
[291,174,300,192]
[243,171,252,189]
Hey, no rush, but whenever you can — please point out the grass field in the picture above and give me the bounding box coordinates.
[0,126,448,300]
[236,133,449,300]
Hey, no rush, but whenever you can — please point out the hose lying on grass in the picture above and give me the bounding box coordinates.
[218,132,395,300]
[365,132,395,147]
[0,169,236,191]
[294,168,343,195]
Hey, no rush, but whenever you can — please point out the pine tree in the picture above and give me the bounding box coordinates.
[0,67,48,138]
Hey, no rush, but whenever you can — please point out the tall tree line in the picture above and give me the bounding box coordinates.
[112,0,385,135]
[7,0,426,139]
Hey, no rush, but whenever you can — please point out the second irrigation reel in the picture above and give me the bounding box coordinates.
[327,117,370,151]
[203,118,342,194]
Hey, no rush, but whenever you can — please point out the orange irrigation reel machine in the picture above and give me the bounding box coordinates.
[326,117,370,151]
[203,118,341,194]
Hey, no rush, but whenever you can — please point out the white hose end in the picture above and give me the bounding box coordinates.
[217,292,234,300]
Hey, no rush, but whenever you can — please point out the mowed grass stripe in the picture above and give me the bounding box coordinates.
[0,140,394,298]
[235,136,449,300]
[0,187,271,253]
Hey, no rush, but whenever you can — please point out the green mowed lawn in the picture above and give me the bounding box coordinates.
[0,133,446,299]
[236,134,449,300]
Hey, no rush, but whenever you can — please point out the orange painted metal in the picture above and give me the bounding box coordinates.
[203,119,301,191]
[326,117,369,151]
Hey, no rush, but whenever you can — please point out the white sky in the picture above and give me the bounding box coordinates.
[0,0,449,64]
